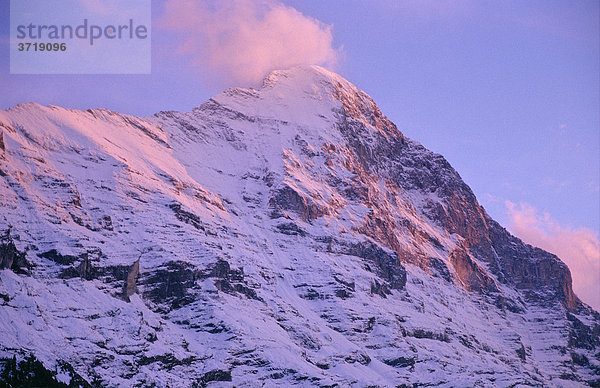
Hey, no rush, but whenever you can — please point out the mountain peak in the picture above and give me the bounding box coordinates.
[261,65,350,91]
[205,65,401,142]
[0,67,597,387]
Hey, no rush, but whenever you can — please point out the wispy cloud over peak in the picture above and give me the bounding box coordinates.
[159,0,340,86]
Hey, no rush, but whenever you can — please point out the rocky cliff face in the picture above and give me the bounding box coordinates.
[0,66,598,387]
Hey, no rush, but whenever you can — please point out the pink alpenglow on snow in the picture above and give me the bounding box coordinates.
[0,66,597,386]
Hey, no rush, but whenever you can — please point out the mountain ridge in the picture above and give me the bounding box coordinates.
[0,65,598,387]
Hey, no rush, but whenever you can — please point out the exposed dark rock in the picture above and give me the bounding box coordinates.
[321,237,406,292]
[332,95,579,310]
[428,257,453,282]
[568,313,600,350]
[334,288,352,299]
[319,384,339,388]
[39,249,79,265]
[571,352,589,366]
[370,280,391,298]
[0,355,93,388]
[348,240,406,290]
[0,229,31,274]
[489,220,578,309]
[137,353,195,370]
[384,356,415,368]
[300,288,325,301]
[294,135,319,157]
[78,257,96,281]
[142,261,201,311]
[214,279,260,300]
[199,369,232,386]
[344,351,371,365]
[210,259,238,280]
[458,335,476,350]
[315,362,329,370]
[202,322,229,334]
[168,202,210,233]
[269,185,330,221]
[55,254,141,302]
[334,88,405,174]
[494,295,525,314]
[275,222,307,236]
[0,292,10,303]
[141,259,260,312]
[410,328,451,343]
[99,215,113,231]
[209,259,261,300]
[58,254,98,281]
[333,275,355,292]
[449,246,499,293]
[589,379,600,388]
[352,317,376,333]
[516,343,527,361]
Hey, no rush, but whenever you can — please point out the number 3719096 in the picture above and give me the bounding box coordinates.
[17,42,67,52]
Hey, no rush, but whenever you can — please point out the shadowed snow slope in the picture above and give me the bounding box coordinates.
[0,66,598,387]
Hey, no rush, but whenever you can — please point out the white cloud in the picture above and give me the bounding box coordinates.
[159,0,340,86]
[505,201,600,311]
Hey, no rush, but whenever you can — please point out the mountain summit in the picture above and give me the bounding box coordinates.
[0,66,598,387]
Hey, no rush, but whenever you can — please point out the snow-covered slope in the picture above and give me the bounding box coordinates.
[0,65,598,387]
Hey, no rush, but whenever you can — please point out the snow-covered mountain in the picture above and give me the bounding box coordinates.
[0,65,598,387]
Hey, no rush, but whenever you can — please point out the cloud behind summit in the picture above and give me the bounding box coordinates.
[159,0,340,86]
